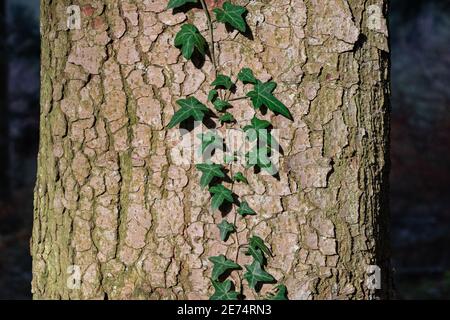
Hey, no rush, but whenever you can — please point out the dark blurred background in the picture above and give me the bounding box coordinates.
[390,0,450,299]
[0,0,449,299]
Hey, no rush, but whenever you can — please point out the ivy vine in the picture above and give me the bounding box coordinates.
[166,0,291,300]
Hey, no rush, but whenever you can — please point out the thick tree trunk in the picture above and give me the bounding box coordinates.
[33,0,391,299]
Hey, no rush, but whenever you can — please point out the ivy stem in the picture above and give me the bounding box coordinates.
[235,243,249,262]
[199,0,218,77]
[228,161,244,293]
[229,96,249,102]
[235,242,249,295]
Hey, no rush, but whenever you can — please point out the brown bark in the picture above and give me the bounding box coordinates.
[33,0,391,299]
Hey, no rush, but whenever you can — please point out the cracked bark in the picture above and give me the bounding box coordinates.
[33,0,391,300]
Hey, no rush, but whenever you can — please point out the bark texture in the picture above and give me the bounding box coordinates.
[33,0,391,299]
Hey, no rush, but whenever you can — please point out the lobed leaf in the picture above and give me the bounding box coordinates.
[245,246,265,265]
[237,201,256,216]
[217,220,236,241]
[249,235,272,257]
[210,280,239,300]
[213,2,248,33]
[244,261,275,290]
[196,163,225,188]
[211,74,233,90]
[238,68,257,84]
[174,24,207,60]
[247,81,293,120]
[209,255,241,281]
[209,184,234,210]
[167,97,209,128]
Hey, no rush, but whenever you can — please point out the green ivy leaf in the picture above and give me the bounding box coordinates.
[174,24,207,60]
[237,201,256,216]
[249,235,272,257]
[244,261,275,290]
[209,255,241,281]
[167,0,198,10]
[245,246,265,265]
[213,2,248,33]
[266,284,288,300]
[210,280,239,300]
[213,99,231,112]
[196,163,225,188]
[233,172,248,184]
[209,184,234,211]
[211,74,233,90]
[247,81,293,120]
[219,112,235,123]
[217,220,236,241]
[167,97,209,128]
[208,89,218,102]
[238,68,257,84]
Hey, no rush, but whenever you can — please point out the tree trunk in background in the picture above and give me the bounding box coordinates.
[33,0,391,299]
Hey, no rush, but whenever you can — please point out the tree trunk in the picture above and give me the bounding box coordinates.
[33,0,391,299]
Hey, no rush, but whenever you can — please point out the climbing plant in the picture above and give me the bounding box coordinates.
[166,0,291,300]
